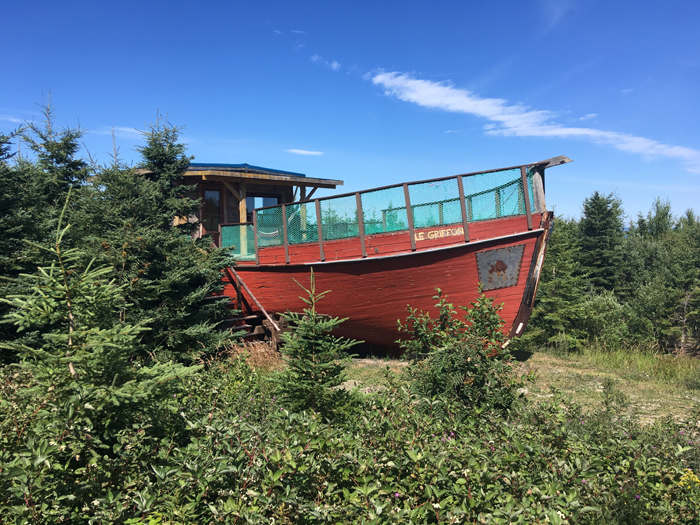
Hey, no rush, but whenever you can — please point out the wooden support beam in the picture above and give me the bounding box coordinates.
[306,187,318,200]
[239,182,248,253]
[226,267,279,333]
[222,180,241,201]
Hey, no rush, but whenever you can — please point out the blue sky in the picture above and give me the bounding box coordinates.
[2,0,699,221]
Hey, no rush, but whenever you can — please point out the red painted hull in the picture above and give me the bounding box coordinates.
[223,212,552,349]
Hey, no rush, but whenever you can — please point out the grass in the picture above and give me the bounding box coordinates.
[344,346,700,423]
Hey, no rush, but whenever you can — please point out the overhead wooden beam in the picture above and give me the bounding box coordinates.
[221,180,241,201]
[184,170,343,188]
[529,155,572,170]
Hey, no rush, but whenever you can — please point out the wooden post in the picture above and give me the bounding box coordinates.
[532,167,546,213]
[404,183,416,252]
[457,175,470,242]
[300,186,307,242]
[520,166,533,230]
[282,203,289,264]
[495,188,501,218]
[239,182,248,254]
[356,192,367,258]
[253,209,260,266]
[315,199,325,261]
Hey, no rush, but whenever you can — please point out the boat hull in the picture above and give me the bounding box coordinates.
[224,212,552,349]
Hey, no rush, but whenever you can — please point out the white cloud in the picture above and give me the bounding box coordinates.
[444,129,463,134]
[273,30,282,35]
[371,71,700,173]
[92,126,142,139]
[287,149,323,156]
[310,54,341,71]
[621,89,634,95]
[292,29,306,34]
[0,114,24,124]
[540,0,575,30]
[579,113,596,121]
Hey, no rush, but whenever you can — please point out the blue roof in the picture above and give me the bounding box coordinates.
[188,162,306,178]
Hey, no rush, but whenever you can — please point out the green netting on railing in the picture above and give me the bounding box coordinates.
[256,206,284,247]
[286,202,318,244]
[408,178,462,228]
[462,168,529,221]
[321,195,358,240]
[253,167,537,251]
[221,224,256,260]
[361,186,408,235]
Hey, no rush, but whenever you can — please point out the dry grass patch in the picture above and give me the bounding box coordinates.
[518,352,700,423]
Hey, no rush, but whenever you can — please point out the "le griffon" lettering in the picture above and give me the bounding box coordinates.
[414,227,465,242]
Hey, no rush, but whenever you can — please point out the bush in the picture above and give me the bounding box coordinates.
[403,288,531,414]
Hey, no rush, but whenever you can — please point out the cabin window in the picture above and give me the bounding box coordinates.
[203,190,221,232]
[246,196,279,222]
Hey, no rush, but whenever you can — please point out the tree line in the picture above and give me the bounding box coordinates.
[0,105,235,368]
[526,191,700,354]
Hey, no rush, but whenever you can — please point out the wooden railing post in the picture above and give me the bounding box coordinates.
[520,166,533,230]
[282,204,290,263]
[404,183,416,251]
[457,175,470,242]
[253,211,260,266]
[356,192,367,258]
[315,199,325,262]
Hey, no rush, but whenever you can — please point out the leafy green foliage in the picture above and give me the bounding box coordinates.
[274,270,360,420]
[2,354,699,524]
[403,289,530,415]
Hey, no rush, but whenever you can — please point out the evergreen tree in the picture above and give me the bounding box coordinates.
[524,217,587,351]
[578,191,625,292]
[1,197,195,434]
[69,120,234,361]
[274,270,359,420]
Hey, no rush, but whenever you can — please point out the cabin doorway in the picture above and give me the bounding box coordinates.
[202,187,223,245]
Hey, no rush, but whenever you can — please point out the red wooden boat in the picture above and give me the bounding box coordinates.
[219,156,571,349]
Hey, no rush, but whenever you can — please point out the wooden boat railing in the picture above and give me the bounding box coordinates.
[219,156,570,265]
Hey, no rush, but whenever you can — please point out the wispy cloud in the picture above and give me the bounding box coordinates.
[371,71,700,172]
[621,89,634,95]
[291,29,306,34]
[0,114,24,124]
[444,129,463,134]
[579,113,596,121]
[273,30,282,35]
[540,0,575,31]
[92,126,142,139]
[287,148,323,156]
[310,54,341,71]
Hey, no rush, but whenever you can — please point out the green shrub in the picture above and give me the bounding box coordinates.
[403,289,531,415]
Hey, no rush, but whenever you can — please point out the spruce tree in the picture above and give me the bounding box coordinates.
[578,191,625,293]
[69,120,234,361]
[275,270,359,420]
[1,196,196,432]
[525,217,586,351]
